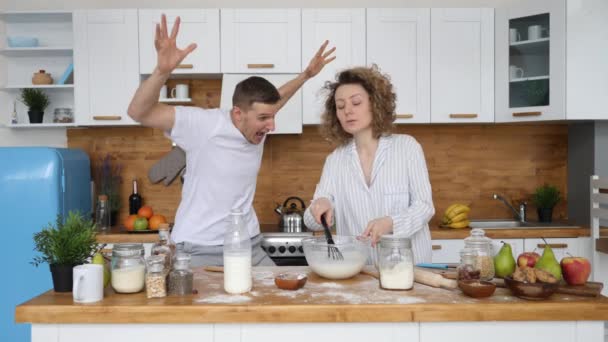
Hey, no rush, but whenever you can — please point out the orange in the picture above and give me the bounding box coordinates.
[137,206,154,219]
[148,214,167,230]
[123,214,138,231]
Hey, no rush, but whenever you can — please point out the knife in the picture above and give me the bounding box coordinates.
[415,263,457,269]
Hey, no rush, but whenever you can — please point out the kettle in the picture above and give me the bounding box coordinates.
[274,196,306,233]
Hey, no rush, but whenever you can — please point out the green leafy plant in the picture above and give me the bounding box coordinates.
[20,88,50,112]
[531,184,562,209]
[32,211,98,267]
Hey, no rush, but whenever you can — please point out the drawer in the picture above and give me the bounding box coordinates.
[431,239,464,263]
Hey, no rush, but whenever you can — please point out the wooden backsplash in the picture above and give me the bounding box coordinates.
[67,79,568,230]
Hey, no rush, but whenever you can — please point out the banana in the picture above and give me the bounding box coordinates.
[444,203,461,216]
[448,219,470,229]
[448,212,468,224]
[446,204,470,219]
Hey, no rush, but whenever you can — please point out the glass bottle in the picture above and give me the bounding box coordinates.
[95,194,110,232]
[457,248,481,281]
[146,255,166,298]
[111,243,146,293]
[377,236,414,290]
[223,209,252,294]
[129,178,143,215]
[463,228,495,280]
[151,223,175,272]
[168,253,193,296]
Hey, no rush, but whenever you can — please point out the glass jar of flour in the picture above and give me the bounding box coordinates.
[377,236,414,290]
[111,243,145,293]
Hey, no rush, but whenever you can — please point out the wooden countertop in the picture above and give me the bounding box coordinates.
[15,266,608,324]
[96,225,604,244]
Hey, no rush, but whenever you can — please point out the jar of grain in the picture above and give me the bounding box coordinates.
[146,255,166,298]
[463,229,495,280]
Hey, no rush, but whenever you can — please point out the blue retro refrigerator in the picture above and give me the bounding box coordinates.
[0,147,92,342]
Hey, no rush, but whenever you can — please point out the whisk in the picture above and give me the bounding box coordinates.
[320,215,344,261]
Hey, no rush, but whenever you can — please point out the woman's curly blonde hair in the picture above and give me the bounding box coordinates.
[320,65,396,146]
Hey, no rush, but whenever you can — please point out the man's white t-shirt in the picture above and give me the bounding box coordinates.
[167,106,264,246]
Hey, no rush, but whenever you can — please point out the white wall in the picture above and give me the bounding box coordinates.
[0,128,66,147]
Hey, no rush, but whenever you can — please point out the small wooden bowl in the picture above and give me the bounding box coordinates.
[274,273,307,290]
[458,279,496,298]
[504,276,559,300]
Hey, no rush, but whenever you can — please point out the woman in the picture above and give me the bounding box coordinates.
[303,65,435,264]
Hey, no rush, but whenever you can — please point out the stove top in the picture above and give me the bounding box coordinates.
[261,232,313,258]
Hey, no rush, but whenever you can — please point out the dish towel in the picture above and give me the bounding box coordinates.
[148,146,186,186]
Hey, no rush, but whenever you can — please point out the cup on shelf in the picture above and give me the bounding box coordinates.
[527,25,547,40]
[509,65,525,80]
[72,264,104,303]
[171,84,189,99]
[159,85,168,100]
[509,28,521,43]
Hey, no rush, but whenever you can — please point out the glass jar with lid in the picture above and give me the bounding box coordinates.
[111,243,146,293]
[151,223,175,272]
[168,252,193,296]
[463,228,495,280]
[146,255,167,298]
[457,247,482,281]
[377,235,414,290]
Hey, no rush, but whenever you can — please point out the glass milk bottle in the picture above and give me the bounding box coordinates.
[377,236,414,290]
[223,209,252,294]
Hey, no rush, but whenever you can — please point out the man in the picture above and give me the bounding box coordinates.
[127,14,336,266]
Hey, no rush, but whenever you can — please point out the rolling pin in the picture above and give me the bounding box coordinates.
[414,268,458,289]
[362,267,457,290]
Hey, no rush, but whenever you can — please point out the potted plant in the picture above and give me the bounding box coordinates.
[531,184,562,223]
[95,154,123,226]
[20,88,50,124]
[32,211,98,292]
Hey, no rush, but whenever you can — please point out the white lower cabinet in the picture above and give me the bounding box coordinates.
[431,239,464,263]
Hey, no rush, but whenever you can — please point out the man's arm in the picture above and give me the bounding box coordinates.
[127,15,197,131]
[275,40,336,111]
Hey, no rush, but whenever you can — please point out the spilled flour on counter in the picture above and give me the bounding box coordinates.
[318,282,343,289]
[196,294,252,304]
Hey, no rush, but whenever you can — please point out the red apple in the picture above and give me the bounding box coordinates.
[561,257,591,285]
[517,252,541,268]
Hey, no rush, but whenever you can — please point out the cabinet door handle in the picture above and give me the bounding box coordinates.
[93,116,122,121]
[513,111,542,117]
[432,245,442,250]
[396,114,414,119]
[537,243,568,249]
[247,63,275,69]
[176,64,193,69]
[449,113,478,119]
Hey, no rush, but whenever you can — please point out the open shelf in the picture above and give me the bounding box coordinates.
[0,47,73,57]
[3,84,74,89]
[510,37,549,47]
[5,122,76,128]
[510,75,550,83]
[159,98,193,104]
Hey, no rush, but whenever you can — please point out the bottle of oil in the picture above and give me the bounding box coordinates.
[129,178,143,215]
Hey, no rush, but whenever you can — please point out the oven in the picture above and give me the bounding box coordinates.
[261,232,312,266]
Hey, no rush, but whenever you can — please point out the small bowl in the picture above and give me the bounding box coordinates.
[458,279,496,298]
[504,276,559,300]
[274,272,307,290]
[7,36,39,48]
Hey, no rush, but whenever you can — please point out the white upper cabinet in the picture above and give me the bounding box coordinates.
[431,8,494,123]
[221,9,301,74]
[367,8,430,124]
[302,9,366,124]
[566,0,608,120]
[138,9,220,74]
[495,0,565,122]
[74,10,139,126]
[220,74,302,134]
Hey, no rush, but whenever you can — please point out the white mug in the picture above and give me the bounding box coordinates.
[159,85,168,99]
[73,264,104,303]
[528,25,546,40]
[509,65,525,80]
[509,28,521,43]
[171,84,189,99]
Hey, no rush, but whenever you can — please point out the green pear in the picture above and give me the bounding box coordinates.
[92,252,111,287]
[534,241,562,280]
[494,241,516,278]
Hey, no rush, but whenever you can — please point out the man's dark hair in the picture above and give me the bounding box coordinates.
[232,76,281,110]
